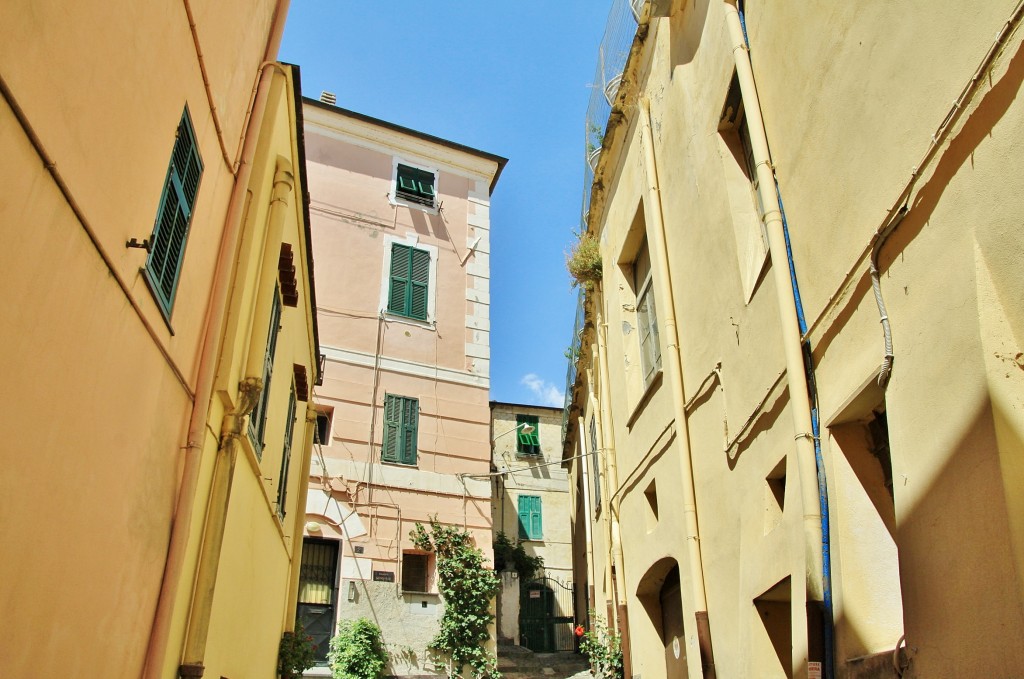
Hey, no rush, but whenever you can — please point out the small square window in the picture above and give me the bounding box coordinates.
[395,164,436,207]
[315,408,333,447]
[402,552,430,593]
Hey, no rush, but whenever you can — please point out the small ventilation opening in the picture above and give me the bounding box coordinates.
[319,91,337,105]
[644,480,659,532]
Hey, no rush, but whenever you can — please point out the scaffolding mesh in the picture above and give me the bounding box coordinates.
[580,0,641,230]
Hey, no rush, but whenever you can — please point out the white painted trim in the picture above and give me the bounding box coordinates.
[379,234,439,325]
[320,344,490,388]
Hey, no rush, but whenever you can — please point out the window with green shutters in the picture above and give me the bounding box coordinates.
[248,285,282,460]
[145,106,203,317]
[395,164,436,207]
[387,244,430,321]
[517,495,543,541]
[382,394,418,465]
[276,384,297,520]
[516,414,541,456]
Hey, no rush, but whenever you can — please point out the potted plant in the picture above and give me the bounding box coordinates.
[278,621,317,679]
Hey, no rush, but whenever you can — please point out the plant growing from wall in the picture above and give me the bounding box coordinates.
[278,621,317,679]
[328,617,388,679]
[578,614,624,679]
[492,531,545,581]
[566,231,603,290]
[411,519,501,679]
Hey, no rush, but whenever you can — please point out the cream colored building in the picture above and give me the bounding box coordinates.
[490,401,575,651]
[563,1,1024,679]
[0,2,321,677]
[297,97,506,677]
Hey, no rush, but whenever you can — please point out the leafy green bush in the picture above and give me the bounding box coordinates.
[411,519,501,679]
[492,531,544,581]
[328,618,387,679]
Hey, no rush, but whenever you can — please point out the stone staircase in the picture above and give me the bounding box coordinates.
[497,643,592,679]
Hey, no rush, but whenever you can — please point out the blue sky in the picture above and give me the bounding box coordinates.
[279,2,610,408]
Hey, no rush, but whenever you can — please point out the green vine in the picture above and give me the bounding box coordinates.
[328,617,388,679]
[411,519,501,679]
[492,531,544,581]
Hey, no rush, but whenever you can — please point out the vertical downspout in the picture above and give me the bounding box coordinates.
[180,164,294,676]
[577,416,597,615]
[594,303,632,678]
[586,364,616,627]
[723,2,831,675]
[284,408,319,625]
[142,3,291,676]
[639,99,717,678]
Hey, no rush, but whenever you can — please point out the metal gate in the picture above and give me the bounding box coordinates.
[519,575,576,652]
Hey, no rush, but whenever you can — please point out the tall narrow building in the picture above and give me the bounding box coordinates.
[297,97,506,677]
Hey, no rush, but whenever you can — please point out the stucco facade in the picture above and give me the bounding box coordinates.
[564,2,1024,679]
[299,99,505,677]
[490,402,575,648]
[0,2,320,678]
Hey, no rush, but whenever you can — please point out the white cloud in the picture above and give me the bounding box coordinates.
[520,373,565,408]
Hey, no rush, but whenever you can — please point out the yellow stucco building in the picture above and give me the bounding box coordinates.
[0,3,320,677]
[564,1,1024,678]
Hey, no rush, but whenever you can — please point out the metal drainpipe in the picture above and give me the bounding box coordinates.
[577,416,597,614]
[722,1,829,673]
[638,99,717,678]
[594,303,633,677]
[586,364,616,627]
[142,3,291,674]
[179,163,294,676]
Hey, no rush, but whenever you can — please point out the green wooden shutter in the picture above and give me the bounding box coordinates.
[518,496,542,540]
[516,415,540,456]
[382,394,400,462]
[249,287,282,460]
[408,248,430,320]
[517,496,530,540]
[147,107,203,316]
[387,244,430,321]
[589,417,601,512]
[276,385,297,520]
[531,496,543,540]
[400,397,419,465]
[388,244,410,315]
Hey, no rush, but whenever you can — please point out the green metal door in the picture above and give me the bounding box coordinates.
[519,577,576,652]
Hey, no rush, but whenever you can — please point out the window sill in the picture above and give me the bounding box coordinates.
[626,370,664,429]
[390,193,439,215]
[381,459,418,468]
[382,311,436,331]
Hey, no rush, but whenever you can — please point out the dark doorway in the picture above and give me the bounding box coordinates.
[660,566,687,679]
[296,538,339,664]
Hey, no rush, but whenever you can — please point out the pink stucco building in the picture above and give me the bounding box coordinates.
[295,95,506,676]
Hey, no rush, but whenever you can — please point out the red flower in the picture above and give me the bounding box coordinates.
[574,625,585,637]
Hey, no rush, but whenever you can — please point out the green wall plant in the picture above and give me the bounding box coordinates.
[411,519,501,679]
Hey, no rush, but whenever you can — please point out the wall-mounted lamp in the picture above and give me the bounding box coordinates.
[493,421,535,442]
[305,521,321,533]
[347,580,357,602]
